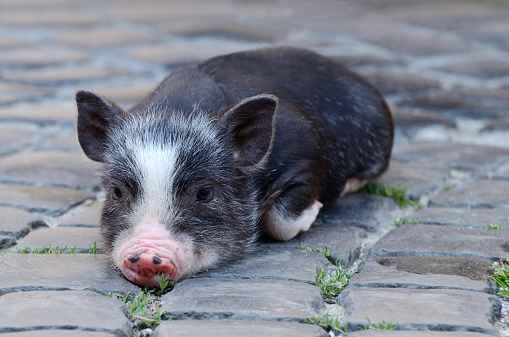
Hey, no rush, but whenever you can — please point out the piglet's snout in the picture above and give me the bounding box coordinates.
[117,221,187,288]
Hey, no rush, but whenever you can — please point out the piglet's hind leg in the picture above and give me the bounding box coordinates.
[263,200,323,241]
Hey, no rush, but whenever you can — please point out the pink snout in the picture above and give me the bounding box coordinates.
[121,252,176,288]
[116,220,188,288]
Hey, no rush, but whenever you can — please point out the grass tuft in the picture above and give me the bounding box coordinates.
[19,244,76,254]
[314,260,353,298]
[107,289,168,329]
[301,243,331,258]
[359,184,419,209]
[306,313,349,335]
[487,224,507,231]
[364,317,398,330]
[391,217,419,227]
[88,242,100,254]
[492,258,509,297]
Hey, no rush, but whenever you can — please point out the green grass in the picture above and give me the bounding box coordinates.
[306,314,398,335]
[364,317,398,330]
[153,274,175,296]
[492,258,509,297]
[19,244,76,254]
[19,243,101,254]
[487,224,507,231]
[301,243,331,258]
[306,313,349,335]
[88,242,100,254]
[314,260,353,298]
[391,217,419,227]
[359,184,420,209]
[108,291,166,328]
[106,273,175,329]
[443,184,453,191]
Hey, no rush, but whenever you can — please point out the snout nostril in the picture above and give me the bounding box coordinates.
[127,253,141,263]
[152,256,162,265]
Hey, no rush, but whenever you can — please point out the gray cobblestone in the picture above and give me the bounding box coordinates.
[413,207,509,228]
[0,254,139,296]
[0,105,75,126]
[197,247,330,283]
[0,151,99,189]
[267,223,367,267]
[375,161,449,199]
[161,278,324,321]
[340,288,498,335]
[431,180,509,209]
[153,320,327,337]
[0,331,116,337]
[59,202,102,227]
[350,257,493,293]
[392,142,509,172]
[0,183,95,216]
[0,291,132,336]
[19,227,102,252]
[348,331,495,337]
[0,206,42,238]
[316,194,397,234]
[371,224,509,260]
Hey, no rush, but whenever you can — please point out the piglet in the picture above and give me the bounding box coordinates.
[76,47,393,288]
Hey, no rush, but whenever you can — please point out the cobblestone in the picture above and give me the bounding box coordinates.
[349,332,494,337]
[19,227,102,252]
[0,206,42,238]
[371,224,509,260]
[413,207,509,228]
[0,105,75,125]
[340,288,498,335]
[392,142,509,172]
[0,291,133,336]
[0,183,95,215]
[268,222,368,267]
[431,179,509,209]
[0,254,139,296]
[1,0,509,336]
[3,66,130,86]
[161,278,324,321]
[153,320,327,337]
[375,161,449,199]
[0,46,90,67]
[197,247,330,283]
[350,257,493,293]
[0,151,100,189]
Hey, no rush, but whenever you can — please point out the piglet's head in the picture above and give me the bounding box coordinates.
[76,90,278,287]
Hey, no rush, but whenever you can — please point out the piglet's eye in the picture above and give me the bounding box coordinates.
[112,186,122,199]
[196,186,214,203]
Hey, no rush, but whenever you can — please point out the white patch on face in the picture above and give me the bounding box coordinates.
[263,200,323,241]
[131,143,179,221]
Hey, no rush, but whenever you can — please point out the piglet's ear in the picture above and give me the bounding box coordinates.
[76,90,124,162]
[219,94,279,170]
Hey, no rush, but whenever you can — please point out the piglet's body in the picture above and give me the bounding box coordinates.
[76,47,393,288]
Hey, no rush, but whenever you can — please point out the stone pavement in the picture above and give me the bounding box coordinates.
[1,0,509,336]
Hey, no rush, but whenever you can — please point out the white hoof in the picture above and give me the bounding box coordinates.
[264,200,323,241]
[340,178,368,197]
